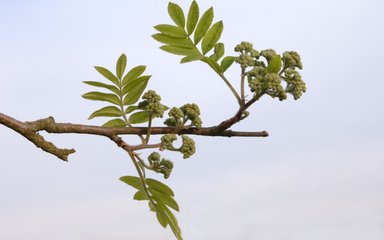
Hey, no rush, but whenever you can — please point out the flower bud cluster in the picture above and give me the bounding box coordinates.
[234,41,260,68]
[180,135,196,159]
[283,68,306,100]
[138,90,165,118]
[248,68,287,100]
[164,103,202,128]
[234,41,306,100]
[161,134,177,150]
[282,51,303,69]
[148,152,174,179]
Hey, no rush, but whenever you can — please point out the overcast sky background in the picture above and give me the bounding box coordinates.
[1,0,383,239]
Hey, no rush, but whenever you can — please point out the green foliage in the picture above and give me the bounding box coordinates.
[120,176,182,239]
[152,1,235,74]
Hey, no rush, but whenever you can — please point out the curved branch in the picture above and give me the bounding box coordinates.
[0,112,268,161]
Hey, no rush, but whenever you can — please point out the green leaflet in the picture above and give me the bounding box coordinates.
[123,75,151,105]
[180,53,203,63]
[194,7,213,44]
[168,2,185,28]
[83,81,120,95]
[187,1,199,35]
[88,106,123,120]
[102,118,127,128]
[201,21,223,55]
[122,65,146,86]
[160,45,198,56]
[155,203,182,239]
[82,91,120,105]
[120,176,145,191]
[154,24,187,38]
[133,191,148,201]
[94,66,120,86]
[116,54,127,80]
[150,189,179,211]
[266,55,282,73]
[220,56,235,73]
[152,34,193,48]
[125,105,138,114]
[156,207,169,228]
[129,111,151,124]
[210,42,224,61]
[146,178,175,197]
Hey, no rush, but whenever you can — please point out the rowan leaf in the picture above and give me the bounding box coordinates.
[116,54,127,80]
[168,2,185,28]
[180,53,203,63]
[202,57,222,74]
[82,91,120,105]
[133,191,148,201]
[154,24,186,38]
[266,55,282,73]
[202,21,223,54]
[150,189,179,211]
[129,111,151,124]
[122,65,146,86]
[210,42,224,61]
[123,75,150,105]
[152,34,193,48]
[120,176,145,192]
[102,118,127,128]
[160,45,197,56]
[83,81,120,95]
[146,178,175,197]
[187,1,199,35]
[88,106,123,120]
[220,56,235,73]
[194,7,213,44]
[94,66,120,86]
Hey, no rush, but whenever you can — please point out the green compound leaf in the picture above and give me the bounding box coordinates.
[123,75,151,105]
[152,34,193,48]
[146,178,175,197]
[194,7,214,44]
[88,106,123,120]
[82,91,120,105]
[120,176,145,192]
[210,42,224,61]
[94,66,120,87]
[187,1,199,35]
[154,24,187,38]
[102,118,127,128]
[266,55,282,73]
[220,56,235,73]
[168,2,185,28]
[122,65,146,86]
[83,81,120,95]
[155,204,182,239]
[160,45,197,56]
[129,111,151,124]
[150,189,179,211]
[116,54,127,80]
[201,21,223,55]
[133,191,148,201]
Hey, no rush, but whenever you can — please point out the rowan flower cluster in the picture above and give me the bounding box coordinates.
[164,103,202,128]
[138,90,165,118]
[234,41,305,100]
[148,152,174,179]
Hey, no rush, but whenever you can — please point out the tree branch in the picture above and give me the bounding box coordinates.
[0,112,268,161]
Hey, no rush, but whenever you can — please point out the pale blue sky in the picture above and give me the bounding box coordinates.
[1,0,383,239]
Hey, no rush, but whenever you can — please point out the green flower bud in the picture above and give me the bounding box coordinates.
[148,152,161,162]
[161,134,177,150]
[180,135,196,159]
